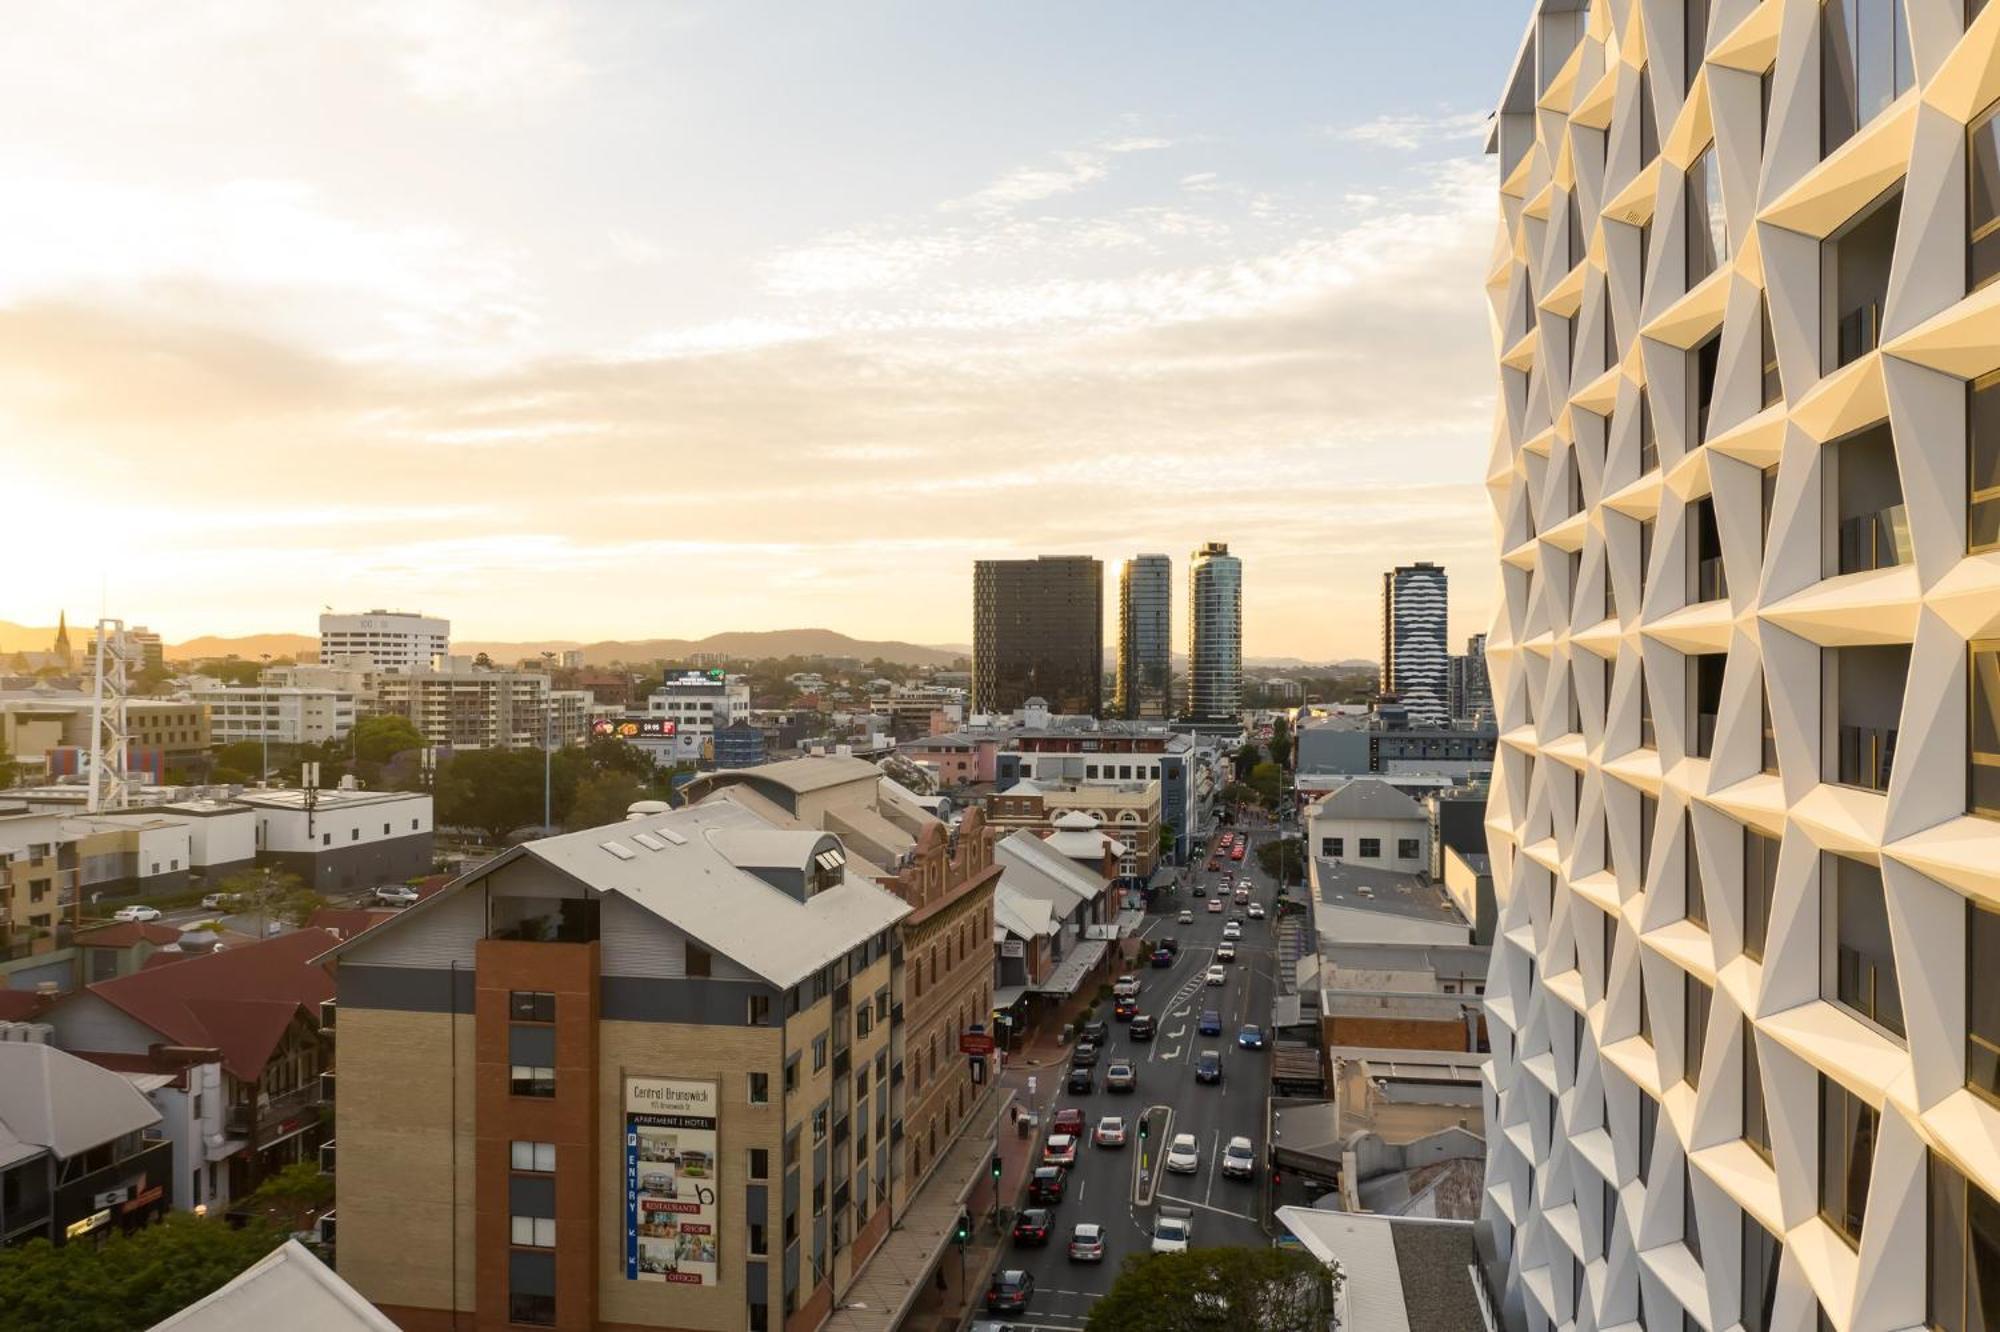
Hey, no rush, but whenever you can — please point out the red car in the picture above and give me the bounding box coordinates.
[1114,996,1138,1020]
[1051,1107,1087,1137]
[1231,845,1245,861]
[1205,859,1220,872]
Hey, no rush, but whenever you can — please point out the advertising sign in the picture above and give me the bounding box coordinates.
[1000,939,1026,959]
[958,1031,995,1056]
[624,1076,720,1285]
[593,718,679,739]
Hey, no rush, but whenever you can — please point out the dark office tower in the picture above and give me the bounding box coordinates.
[1449,632,1492,722]
[1381,562,1449,726]
[972,556,1104,716]
[1117,554,1172,719]
[1187,542,1243,721]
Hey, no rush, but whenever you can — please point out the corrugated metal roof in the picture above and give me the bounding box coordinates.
[0,1042,161,1163]
[149,1238,399,1330]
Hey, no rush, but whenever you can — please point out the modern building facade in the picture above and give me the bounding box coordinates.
[1185,541,1242,721]
[373,664,549,751]
[202,686,357,745]
[971,556,1103,717]
[317,610,449,675]
[1448,632,1493,722]
[1116,554,1172,720]
[1382,562,1449,726]
[1484,6,2000,1331]
[646,672,753,763]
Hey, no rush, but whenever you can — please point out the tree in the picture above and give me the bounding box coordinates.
[210,869,324,928]
[1256,837,1306,885]
[1085,1246,1334,1332]
[0,1211,284,1332]
[434,748,550,844]
[1232,740,1262,777]
[240,1160,334,1233]
[567,772,644,831]
[194,658,265,686]
[1269,716,1292,770]
[350,714,426,766]
[1156,822,1176,860]
[1247,761,1285,807]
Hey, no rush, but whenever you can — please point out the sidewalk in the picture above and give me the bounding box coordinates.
[897,1086,1044,1331]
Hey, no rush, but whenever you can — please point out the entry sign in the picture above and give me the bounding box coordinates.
[958,1031,996,1056]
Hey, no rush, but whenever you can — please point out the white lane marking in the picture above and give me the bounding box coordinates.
[1204,1128,1221,1206]
[1159,1044,1182,1062]
[1152,1193,1260,1222]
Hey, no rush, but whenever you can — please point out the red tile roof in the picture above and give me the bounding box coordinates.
[0,990,51,1022]
[73,922,182,949]
[80,929,337,1081]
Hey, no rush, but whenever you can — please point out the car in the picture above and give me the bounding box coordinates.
[1205,964,1226,986]
[1113,974,1142,998]
[1042,1134,1078,1167]
[1231,845,1245,860]
[1198,1009,1223,1036]
[1164,1133,1200,1174]
[1161,936,1181,954]
[112,905,162,923]
[1177,909,1194,925]
[1237,1024,1267,1050]
[1207,898,1223,913]
[1247,902,1266,919]
[1222,922,1242,941]
[1105,1061,1137,1093]
[1012,1207,1053,1246]
[1070,1041,1100,1069]
[1196,1050,1224,1084]
[1051,1107,1086,1136]
[1191,885,1206,899]
[1079,1020,1110,1046]
[1205,859,1220,872]
[1028,1166,1068,1204]
[1113,995,1138,1020]
[1150,946,1174,968]
[1152,1206,1193,1254]
[1094,1115,1127,1147]
[1129,1013,1156,1041]
[374,884,420,906]
[1067,1221,1106,1262]
[1234,888,1250,906]
[1216,941,1237,962]
[1222,1136,1257,1178]
[199,892,241,911]
[986,1269,1035,1313]
[1066,1065,1094,1094]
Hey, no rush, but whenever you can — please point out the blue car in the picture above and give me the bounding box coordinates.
[1237,1024,1266,1050]
[1198,1009,1222,1036]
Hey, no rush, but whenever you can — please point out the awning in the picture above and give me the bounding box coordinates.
[1036,939,1108,996]
[992,985,1029,1012]
[1272,994,1305,1028]
[1147,863,1177,890]
[1113,907,1144,937]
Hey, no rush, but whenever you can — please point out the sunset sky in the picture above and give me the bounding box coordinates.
[4,1,1526,660]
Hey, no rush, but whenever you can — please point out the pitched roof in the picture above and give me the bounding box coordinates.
[1273,1208,1488,1332]
[73,921,183,949]
[305,907,400,941]
[149,1238,399,1331]
[993,831,1106,917]
[702,755,882,796]
[0,1041,161,1165]
[0,990,52,1022]
[991,882,1057,941]
[1310,779,1429,822]
[81,929,336,1081]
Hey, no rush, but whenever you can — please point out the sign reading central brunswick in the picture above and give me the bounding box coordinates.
[624,1076,720,1285]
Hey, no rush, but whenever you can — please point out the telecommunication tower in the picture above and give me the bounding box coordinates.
[87,618,136,812]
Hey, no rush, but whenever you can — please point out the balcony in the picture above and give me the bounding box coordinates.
[1826,189,1900,373]
[833,1048,851,1079]
[226,1082,326,1146]
[1836,504,1911,576]
[1836,725,1898,792]
[1829,424,1908,575]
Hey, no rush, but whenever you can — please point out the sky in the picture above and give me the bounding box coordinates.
[3,1,1530,661]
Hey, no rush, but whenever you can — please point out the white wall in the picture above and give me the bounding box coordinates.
[182,810,255,869]
[134,823,193,879]
[1308,812,1431,875]
[256,794,433,855]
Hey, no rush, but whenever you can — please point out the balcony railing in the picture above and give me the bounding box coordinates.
[1837,302,1881,367]
[1836,724,1898,793]
[1837,504,1912,575]
[226,1082,325,1141]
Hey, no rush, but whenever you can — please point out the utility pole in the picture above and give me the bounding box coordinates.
[259,653,272,785]
[540,652,556,834]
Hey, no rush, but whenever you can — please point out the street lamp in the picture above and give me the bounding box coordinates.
[541,652,556,835]
[259,653,272,785]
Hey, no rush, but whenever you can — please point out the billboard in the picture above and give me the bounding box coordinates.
[593,718,679,739]
[624,1076,720,1285]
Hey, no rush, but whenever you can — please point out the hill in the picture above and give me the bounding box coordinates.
[456,629,967,669]
[168,633,319,661]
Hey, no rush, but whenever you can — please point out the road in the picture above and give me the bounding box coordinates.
[993,826,1283,1329]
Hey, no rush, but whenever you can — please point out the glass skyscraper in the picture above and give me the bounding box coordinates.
[1186,542,1241,721]
[1117,554,1172,719]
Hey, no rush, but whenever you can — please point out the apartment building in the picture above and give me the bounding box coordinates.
[317,610,449,675]
[646,672,752,762]
[202,686,356,745]
[1116,553,1173,720]
[1186,541,1242,721]
[328,800,914,1332]
[373,664,549,751]
[1485,5,2000,1330]
[1381,562,1450,727]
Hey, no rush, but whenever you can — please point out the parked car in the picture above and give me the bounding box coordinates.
[1012,1207,1053,1246]
[1070,1041,1100,1069]
[1152,1206,1193,1253]
[1247,902,1266,919]
[1042,1134,1078,1167]
[1067,1222,1106,1263]
[1051,1107,1087,1136]
[374,884,420,906]
[1129,1013,1156,1041]
[1216,941,1237,963]
[1237,1024,1267,1050]
[1204,965,1226,986]
[1198,1009,1222,1036]
[1164,1133,1200,1174]
[1177,909,1194,925]
[1079,1020,1109,1046]
[1094,1115,1127,1147]
[113,905,162,923]
[1113,996,1138,1020]
[1222,1136,1257,1179]
[1105,1061,1137,1093]
[1066,1065,1094,1094]
[986,1269,1035,1313]
[1028,1166,1068,1204]
[1196,1050,1224,1084]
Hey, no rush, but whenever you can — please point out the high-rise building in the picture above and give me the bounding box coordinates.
[1484,7,2000,1332]
[373,662,547,750]
[1380,563,1448,726]
[971,556,1103,716]
[86,624,163,673]
[1116,554,1172,719]
[1447,632,1491,723]
[317,609,449,675]
[1186,542,1241,721]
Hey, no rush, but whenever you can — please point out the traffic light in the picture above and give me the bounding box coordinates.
[954,1211,971,1245]
[990,1153,1002,1183]
[1139,1117,1150,1141]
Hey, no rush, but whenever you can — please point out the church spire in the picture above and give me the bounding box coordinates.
[53,612,72,670]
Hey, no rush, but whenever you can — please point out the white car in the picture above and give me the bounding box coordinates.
[1216,941,1237,963]
[1222,1136,1257,1179]
[1164,1133,1200,1174]
[1222,922,1242,941]
[1177,909,1194,925]
[1112,974,1142,999]
[113,905,162,923]
[1094,1116,1127,1147]
[199,892,237,912]
[374,884,420,906]
[1152,1207,1193,1253]
[1247,902,1266,919]
[1204,964,1226,986]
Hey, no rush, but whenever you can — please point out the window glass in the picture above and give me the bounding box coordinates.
[1829,855,1904,1037]
[1969,904,2000,1103]
[1975,640,2000,817]
[1744,1020,1771,1161]
[1819,1075,1877,1243]
[1973,109,2000,292]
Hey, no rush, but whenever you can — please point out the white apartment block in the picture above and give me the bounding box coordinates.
[316,610,448,675]
[372,666,547,751]
[202,686,356,744]
[1486,5,2000,1332]
[646,671,750,741]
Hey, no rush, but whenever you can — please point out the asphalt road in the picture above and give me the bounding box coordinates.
[993,827,1283,1329]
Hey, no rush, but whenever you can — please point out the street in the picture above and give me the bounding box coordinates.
[994,826,1282,1329]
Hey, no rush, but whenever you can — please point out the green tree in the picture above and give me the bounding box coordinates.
[1269,716,1292,770]
[194,658,265,686]
[211,869,325,928]
[1156,822,1176,860]
[1232,740,1262,777]
[240,1160,334,1233]
[566,771,645,831]
[350,713,426,765]
[1247,761,1285,807]
[1256,837,1306,885]
[434,748,551,844]
[1085,1246,1334,1332]
[0,1212,285,1332]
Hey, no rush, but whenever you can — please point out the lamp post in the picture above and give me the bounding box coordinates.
[259,653,272,783]
[541,652,556,835]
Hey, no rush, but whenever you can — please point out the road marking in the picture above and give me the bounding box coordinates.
[1077,1178,1086,1201]
[1159,1045,1181,1062]
[1152,1193,1260,1222]
[1204,1128,1221,1207]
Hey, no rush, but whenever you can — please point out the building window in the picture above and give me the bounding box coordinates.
[813,1036,828,1072]
[1684,975,1711,1089]
[748,994,770,1026]
[1743,1215,1782,1332]
[510,1140,556,1172]
[1683,812,1707,929]
[509,1251,556,1327]
[1683,1163,1704,1262]
[1760,295,1782,408]
[1690,334,1720,446]
[1761,677,1779,774]
[1819,1074,1878,1245]
[1686,145,1727,286]
[1969,903,2000,1106]
[813,1105,828,1144]
[1974,105,2000,294]
[1821,0,1913,157]
[749,1073,770,1105]
[1397,838,1420,861]
[1744,1020,1772,1162]
[1638,1091,1658,1185]
[1929,1152,2000,1332]
[510,991,555,1023]
[1639,387,1660,474]
[1358,838,1382,860]
[1974,640,2000,817]
[1827,854,1904,1038]
[1745,828,1779,962]
[686,942,713,978]
[511,1215,556,1247]
[1322,837,1344,858]
[510,1066,555,1098]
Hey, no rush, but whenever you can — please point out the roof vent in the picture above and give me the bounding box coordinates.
[600,841,637,861]
[632,833,666,852]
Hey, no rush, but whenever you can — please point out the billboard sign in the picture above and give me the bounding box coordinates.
[624,1076,720,1285]
[593,718,679,739]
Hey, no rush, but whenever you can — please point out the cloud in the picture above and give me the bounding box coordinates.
[354,0,587,107]
[942,150,1111,214]
[1325,110,1490,151]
